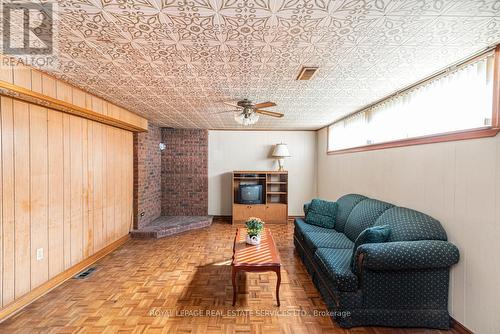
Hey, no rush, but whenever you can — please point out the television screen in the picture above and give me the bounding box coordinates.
[239,184,263,204]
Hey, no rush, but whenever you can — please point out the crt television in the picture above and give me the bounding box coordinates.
[238,184,263,204]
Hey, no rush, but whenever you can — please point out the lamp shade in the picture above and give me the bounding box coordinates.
[272,143,290,157]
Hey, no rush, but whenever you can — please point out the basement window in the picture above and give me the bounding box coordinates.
[327,48,500,154]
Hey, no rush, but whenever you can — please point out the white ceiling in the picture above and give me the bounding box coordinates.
[5,0,500,129]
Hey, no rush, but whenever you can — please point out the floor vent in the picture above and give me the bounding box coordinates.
[73,267,97,279]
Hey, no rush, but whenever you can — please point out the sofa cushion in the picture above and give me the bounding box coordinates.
[304,232,354,251]
[294,218,332,239]
[374,207,447,242]
[305,199,338,229]
[314,248,358,292]
[334,194,368,233]
[351,225,391,271]
[344,199,394,241]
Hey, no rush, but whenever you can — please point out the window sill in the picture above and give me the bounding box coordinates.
[327,127,500,155]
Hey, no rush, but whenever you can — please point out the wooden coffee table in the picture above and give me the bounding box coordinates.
[232,227,281,306]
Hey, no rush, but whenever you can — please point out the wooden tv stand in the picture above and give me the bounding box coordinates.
[232,171,288,224]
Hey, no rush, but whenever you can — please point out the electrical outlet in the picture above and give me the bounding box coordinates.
[36,248,43,261]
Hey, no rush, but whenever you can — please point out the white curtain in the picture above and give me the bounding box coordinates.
[328,111,368,150]
[328,53,494,151]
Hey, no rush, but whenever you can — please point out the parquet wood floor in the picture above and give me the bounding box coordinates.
[0,221,461,334]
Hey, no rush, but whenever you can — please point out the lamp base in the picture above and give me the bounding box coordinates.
[276,158,285,171]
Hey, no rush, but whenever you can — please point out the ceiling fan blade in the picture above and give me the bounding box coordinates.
[213,110,239,114]
[255,109,284,118]
[254,101,276,109]
[223,101,240,108]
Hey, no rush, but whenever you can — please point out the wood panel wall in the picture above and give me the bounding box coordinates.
[0,95,134,309]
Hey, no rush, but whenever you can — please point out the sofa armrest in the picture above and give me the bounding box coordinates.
[303,202,311,215]
[356,240,459,272]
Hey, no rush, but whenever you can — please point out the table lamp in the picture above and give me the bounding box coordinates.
[272,143,291,171]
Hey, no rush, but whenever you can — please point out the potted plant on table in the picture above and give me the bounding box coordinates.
[245,217,264,245]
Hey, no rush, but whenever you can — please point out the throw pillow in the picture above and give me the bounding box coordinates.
[351,225,391,272]
[305,198,338,229]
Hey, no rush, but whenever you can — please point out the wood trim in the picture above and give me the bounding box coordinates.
[328,127,500,155]
[451,317,475,334]
[492,45,500,128]
[213,215,232,223]
[2,55,144,129]
[326,124,330,154]
[0,81,147,132]
[0,234,130,323]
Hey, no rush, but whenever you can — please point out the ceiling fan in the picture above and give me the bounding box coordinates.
[220,99,283,126]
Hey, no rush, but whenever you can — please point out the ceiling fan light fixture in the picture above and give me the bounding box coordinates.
[234,111,259,126]
[223,99,281,126]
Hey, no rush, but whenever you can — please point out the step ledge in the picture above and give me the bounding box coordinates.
[130,216,213,239]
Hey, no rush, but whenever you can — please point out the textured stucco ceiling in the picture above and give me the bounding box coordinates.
[4,0,500,129]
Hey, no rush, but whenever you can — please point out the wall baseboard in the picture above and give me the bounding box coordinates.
[288,215,304,219]
[288,215,304,223]
[213,215,232,223]
[0,234,130,323]
[451,317,474,334]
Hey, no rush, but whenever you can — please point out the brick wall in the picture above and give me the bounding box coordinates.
[133,126,208,227]
[161,128,208,216]
[133,123,162,229]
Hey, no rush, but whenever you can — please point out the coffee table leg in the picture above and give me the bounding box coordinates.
[275,267,281,307]
[232,267,237,306]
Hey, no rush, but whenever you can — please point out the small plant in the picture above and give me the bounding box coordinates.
[245,217,264,237]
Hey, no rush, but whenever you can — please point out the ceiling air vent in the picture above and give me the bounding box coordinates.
[296,66,319,80]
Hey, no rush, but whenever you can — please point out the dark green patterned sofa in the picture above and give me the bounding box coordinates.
[294,194,459,329]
